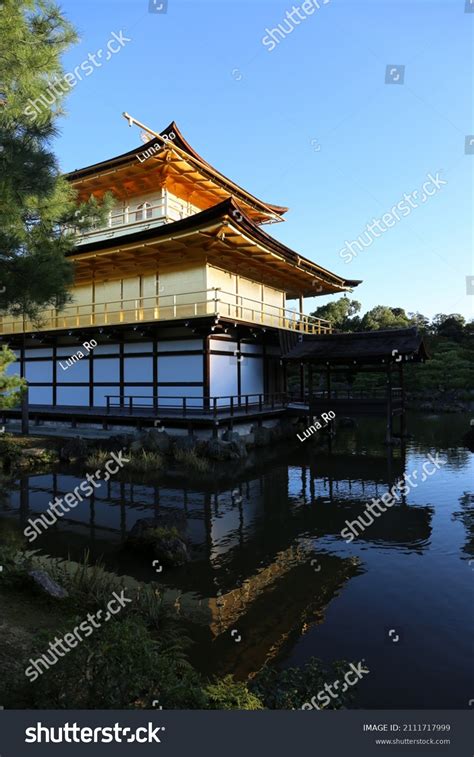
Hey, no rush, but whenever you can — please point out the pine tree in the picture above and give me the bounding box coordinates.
[0,0,112,321]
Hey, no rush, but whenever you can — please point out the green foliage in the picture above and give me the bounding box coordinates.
[0,346,25,408]
[28,615,207,709]
[360,305,411,331]
[205,675,264,710]
[250,658,353,710]
[431,313,466,341]
[0,525,32,578]
[84,450,112,470]
[311,298,361,332]
[128,450,164,473]
[310,298,474,395]
[0,433,24,474]
[0,0,113,321]
[86,449,164,475]
[405,338,474,394]
[47,551,126,610]
[147,526,180,541]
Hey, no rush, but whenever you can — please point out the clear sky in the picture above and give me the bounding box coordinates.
[53,0,473,320]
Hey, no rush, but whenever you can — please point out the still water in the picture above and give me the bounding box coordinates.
[2,413,473,708]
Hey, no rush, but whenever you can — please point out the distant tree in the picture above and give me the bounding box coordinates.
[360,306,411,331]
[431,314,466,341]
[408,312,430,332]
[0,0,112,322]
[310,298,361,332]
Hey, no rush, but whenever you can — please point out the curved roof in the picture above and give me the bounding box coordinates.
[282,327,428,363]
[70,197,361,296]
[65,122,288,224]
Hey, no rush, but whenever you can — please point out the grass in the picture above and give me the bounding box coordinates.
[128,450,164,473]
[84,449,110,469]
[47,550,125,608]
[173,447,209,473]
[85,449,164,475]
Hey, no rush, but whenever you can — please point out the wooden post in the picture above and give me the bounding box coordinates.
[299,363,305,401]
[20,330,29,435]
[399,364,406,438]
[326,364,332,400]
[298,294,304,313]
[386,366,393,444]
[21,385,29,435]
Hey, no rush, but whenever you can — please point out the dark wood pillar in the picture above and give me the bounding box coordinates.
[399,364,406,438]
[386,365,393,444]
[299,362,305,401]
[203,334,211,410]
[20,332,29,435]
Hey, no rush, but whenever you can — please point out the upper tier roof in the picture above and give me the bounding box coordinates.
[69,196,361,297]
[65,122,288,226]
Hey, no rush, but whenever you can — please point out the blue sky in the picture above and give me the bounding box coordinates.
[54,0,473,320]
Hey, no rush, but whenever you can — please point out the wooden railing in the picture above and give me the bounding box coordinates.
[0,289,332,336]
[106,392,293,417]
[73,196,193,243]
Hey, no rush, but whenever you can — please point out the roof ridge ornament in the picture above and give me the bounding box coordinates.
[123,112,174,149]
[120,113,286,225]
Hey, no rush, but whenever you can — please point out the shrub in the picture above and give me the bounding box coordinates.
[0,434,23,472]
[250,658,354,710]
[205,675,264,710]
[0,525,32,581]
[28,615,207,709]
[47,551,125,609]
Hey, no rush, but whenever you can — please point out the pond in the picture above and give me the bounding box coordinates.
[2,412,473,708]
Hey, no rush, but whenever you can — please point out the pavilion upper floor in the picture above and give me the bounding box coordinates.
[1,198,359,338]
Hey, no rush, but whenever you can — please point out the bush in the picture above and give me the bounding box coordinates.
[0,525,32,581]
[0,434,23,472]
[250,658,354,710]
[28,615,207,709]
[205,675,264,710]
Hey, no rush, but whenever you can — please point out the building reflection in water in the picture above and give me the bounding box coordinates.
[3,441,434,677]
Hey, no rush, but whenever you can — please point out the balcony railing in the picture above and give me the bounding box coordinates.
[105,392,294,417]
[0,289,332,336]
[73,196,194,244]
